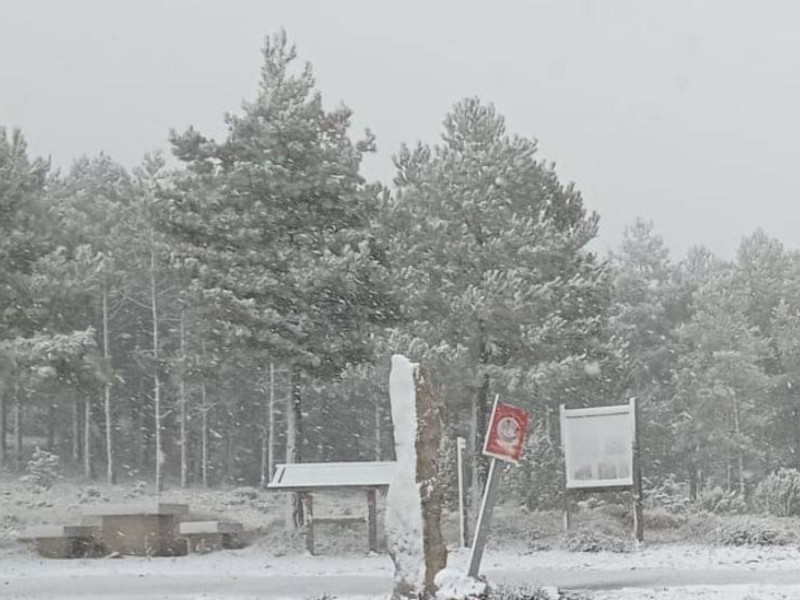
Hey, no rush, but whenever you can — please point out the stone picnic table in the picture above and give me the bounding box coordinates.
[83,502,189,556]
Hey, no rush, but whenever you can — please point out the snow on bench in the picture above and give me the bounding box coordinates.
[19,525,101,558]
[309,516,366,525]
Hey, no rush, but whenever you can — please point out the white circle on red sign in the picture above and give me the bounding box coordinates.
[497,416,521,445]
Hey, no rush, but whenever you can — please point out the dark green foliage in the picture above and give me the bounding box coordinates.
[165,31,395,373]
[755,468,800,517]
[24,447,60,489]
[697,487,748,515]
[514,424,563,511]
[643,507,687,530]
[712,519,789,546]
[562,528,633,553]
[644,475,690,514]
[489,586,591,600]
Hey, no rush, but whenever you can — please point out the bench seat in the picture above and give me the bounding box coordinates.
[179,521,243,553]
[19,525,101,558]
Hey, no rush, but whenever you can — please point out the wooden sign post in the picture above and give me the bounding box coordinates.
[560,398,643,542]
[456,436,468,548]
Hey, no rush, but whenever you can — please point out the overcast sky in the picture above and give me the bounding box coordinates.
[2,0,799,259]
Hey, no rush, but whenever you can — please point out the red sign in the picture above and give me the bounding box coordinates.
[483,400,531,464]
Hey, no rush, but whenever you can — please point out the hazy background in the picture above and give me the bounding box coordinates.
[2,0,799,258]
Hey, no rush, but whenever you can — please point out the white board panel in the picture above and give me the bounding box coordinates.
[267,461,395,491]
[560,401,635,489]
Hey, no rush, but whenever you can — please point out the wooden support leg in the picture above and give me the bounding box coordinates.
[632,398,644,543]
[367,488,378,553]
[303,493,314,555]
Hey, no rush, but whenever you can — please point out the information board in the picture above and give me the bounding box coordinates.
[560,400,636,489]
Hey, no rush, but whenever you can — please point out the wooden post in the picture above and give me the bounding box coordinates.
[631,398,644,542]
[267,362,275,483]
[303,493,314,555]
[367,488,378,553]
[559,404,571,531]
[456,436,469,547]
[386,356,447,600]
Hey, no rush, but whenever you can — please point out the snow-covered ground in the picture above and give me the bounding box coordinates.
[7,543,800,599]
[7,480,800,598]
[593,587,800,600]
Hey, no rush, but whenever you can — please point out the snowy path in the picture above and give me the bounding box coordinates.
[493,567,800,589]
[2,573,389,599]
[7,544,800,599]
[9,568,800,600]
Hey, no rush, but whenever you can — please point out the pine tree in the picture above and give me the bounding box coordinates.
[163,31,395,517]
[608,219,684,485]
[673,263,771,495]
[387,98,606,508]
[0,127,48,466]
[50,153,135,481]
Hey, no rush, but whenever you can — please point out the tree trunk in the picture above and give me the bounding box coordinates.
[726,448,733,493]
[149,230,164,492]
[386,356,448,599]
[47,401,55,450]
[13,382,22,471]
[260,364,268,489]
[84,397,92,479]
[0,386,6,466]
[261,361,275,489]
[72,396,80,464]
[134,391,145,473]
[414,365,448,597]
[793,405,800,471]
[179,308,188,488]
[154,378,162,490]
[468,391,479,523]
[732,392,745,495]
[375,395,382,461]
[688,459,698,502]
[268,361,275,484]
[201,405,209,488]
[288,364,304,527]
[102,286,115,484]
[224,418,233,485]
[200,339,209,488]
[471,318,491,502]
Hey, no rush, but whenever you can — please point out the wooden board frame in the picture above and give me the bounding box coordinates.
[266,461,390,554]
[559,399,644,542]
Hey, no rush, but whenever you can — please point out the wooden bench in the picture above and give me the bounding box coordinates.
[179,521,243,553]
[19,525,101,558]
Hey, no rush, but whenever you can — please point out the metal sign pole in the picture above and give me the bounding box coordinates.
[467,457,502,577]
[456,436,467,547]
